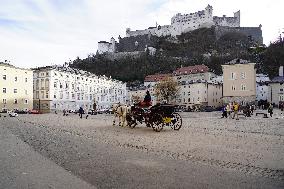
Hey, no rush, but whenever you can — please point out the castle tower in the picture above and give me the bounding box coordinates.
[126,28,131,37]
[234,10,240,27]
[205,4,213,17]
[110,37,116,52]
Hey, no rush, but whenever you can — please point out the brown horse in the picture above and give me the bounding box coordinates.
[111,103,130,127]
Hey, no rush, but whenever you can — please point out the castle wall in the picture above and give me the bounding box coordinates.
[126,5,214,38]
[215,26,263,44]
[117,34,158,52]
[213,16,239,27]
[105,51,145,60]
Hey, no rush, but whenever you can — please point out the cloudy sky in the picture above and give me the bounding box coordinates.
[0,0,283,68]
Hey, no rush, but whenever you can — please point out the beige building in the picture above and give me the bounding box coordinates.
[0,62,33,112]
[177,81,222,109]
[222,59,256,104]
[173,64,216,83]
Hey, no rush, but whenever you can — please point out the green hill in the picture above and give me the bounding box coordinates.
[70,27,283,82]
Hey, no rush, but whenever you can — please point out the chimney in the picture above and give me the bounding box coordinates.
[280,66,284,77]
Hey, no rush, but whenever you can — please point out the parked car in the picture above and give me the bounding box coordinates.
[15,110,28,114]
[200,106,215,112]
[8,111,18,117]
[28,109,41,114]
[88,109,97,115]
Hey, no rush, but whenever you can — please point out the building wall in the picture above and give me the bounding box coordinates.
[176,82,222,108]
[222,63,256,103]
[0,63,33,111]
[174,72,216,83]
[256,83,271,101]
[270,83,284,106]
[207,84,223,107]
[33,67,127,112]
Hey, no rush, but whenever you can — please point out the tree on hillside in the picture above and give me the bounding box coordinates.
[154,77,179,103]
[262,40,284,78]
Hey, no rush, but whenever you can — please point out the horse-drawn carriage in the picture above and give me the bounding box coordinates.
[126,104,182,132]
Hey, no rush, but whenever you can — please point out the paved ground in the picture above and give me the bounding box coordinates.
[0,111,284,189]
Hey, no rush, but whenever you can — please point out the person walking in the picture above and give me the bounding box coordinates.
[226,104,231,118]
[232,101,239,120]
[79,107,84,119]
[268,103,273,117]
[221,105,227,118]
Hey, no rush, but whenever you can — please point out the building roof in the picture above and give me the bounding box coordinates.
[271,76,284,83]
[225,59,250,65]
[144,73,172,82]
[173,64,209,75]
[0,62,32,71]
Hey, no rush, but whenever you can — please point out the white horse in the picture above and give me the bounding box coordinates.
[111,103,130,127]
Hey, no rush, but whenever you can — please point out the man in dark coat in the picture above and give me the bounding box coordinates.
[79,107,84,119]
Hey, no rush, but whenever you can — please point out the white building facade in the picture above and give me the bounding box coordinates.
[33,66,127,113]
[256,74,271,101]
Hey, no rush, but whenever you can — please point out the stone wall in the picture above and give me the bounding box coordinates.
[117,34,159,52]
[215,26,263,44]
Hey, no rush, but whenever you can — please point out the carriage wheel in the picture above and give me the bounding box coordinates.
[126,114,137,129]
[151,113,164,132]
[170,113,182,130]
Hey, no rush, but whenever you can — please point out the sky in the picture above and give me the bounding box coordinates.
[0,0,283,69]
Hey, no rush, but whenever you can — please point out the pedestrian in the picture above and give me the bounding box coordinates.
[232,101,239,120]
[79,107,84,119]
[221,105,227,118]
[268,103,273,117]
[226,104,231,118]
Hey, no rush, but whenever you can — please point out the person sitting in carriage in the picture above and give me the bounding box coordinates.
[138,90,152,107]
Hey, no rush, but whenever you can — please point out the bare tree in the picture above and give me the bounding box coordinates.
[154,77,179,103]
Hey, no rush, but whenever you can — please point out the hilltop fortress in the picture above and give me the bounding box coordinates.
[98,5,262,55]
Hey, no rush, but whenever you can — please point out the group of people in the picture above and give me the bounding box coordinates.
[222,101,274,119]
[221,102,241,120]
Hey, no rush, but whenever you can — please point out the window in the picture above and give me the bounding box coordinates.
[14,89,17,93]
[24,99,28,104]
[46,91,49,98]
[3,88,6,93]
[15,77,17,81]
[41,91,44,99]
[25,78,28,82]
[241,72,246,79]
[231,85,236,91]
[230,72,236,80]
[54,82,57,88]
[14,99,18,104]
[241,84,246,91]
[2,99,7,104]
[3,75,6,80]
[188,98,190,102]
[36,91,39,99]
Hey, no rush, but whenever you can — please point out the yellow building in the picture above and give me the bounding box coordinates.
[0,62,33,112]
[222,59,256,104]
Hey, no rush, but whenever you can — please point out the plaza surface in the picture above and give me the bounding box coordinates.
[0,110,284,189]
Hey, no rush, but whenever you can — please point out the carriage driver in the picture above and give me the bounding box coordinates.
[139,90,152,107]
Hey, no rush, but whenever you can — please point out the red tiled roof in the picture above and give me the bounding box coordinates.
[173,65,209,75]
[144,73,172,82]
